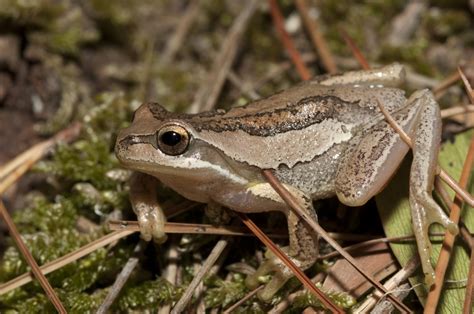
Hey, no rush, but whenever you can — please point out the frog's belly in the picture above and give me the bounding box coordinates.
[153,171,287,213]
[275,143,343,199]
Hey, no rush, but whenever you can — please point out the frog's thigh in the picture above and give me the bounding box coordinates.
[129,172,167,243]
[335,97,421,206]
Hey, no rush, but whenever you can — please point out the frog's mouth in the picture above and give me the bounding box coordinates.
[116,141,250,186]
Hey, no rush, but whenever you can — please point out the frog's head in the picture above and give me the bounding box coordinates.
[115,103,251,185]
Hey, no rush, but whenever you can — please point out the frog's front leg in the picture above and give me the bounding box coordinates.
[243,183,318,301]
[129,172,167,244]
[335,89,457,285]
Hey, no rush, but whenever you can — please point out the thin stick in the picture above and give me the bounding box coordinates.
[108,220,287,238]
[464,247,474,314]
[458,66,474,104]
[316,232,472,261]
[96,242,144,314]
[432,71,461,99]
[0,229,135,296]
[223,285,264,314]
[339,28,370,70]
[0,201,66,313]
[268,0,311,80]
[236,212,343,313]
[440,104,474,118]
[354,256,419,313]
[261,170,412,313]
[171,238,229,314]
[295,0,337,74]
[188,0,258,113]
[160,0,201,64]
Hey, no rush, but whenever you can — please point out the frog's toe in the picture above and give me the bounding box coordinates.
[137,212,167,244]
[257,271,291,301]
[418,192,458,235]
[245,250,295,301]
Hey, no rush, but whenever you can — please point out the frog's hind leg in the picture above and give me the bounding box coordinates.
[406,90,458,285]
[244,183,318,301]
[335,89,457,285]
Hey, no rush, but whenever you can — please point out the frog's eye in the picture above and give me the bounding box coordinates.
[157,124,190,155]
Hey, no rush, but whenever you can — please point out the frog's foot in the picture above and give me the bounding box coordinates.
[410,188,458,285]
[129,172,168,244]
[246,247,313,301]
[136,209,168,244]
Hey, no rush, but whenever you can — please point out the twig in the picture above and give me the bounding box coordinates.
[440,104,474,118]
[0,201,66,313]
[339,28,370,70]
[294,0,337,74]
[434,178,473,250]
[0,122,81,193]
[0,229,135,296]
[236,212,343,313]
[316,232,473,261]
[108,220,287,238]
[261,170,412,313]
[433,71,461,99]
[354,256,419,313]
[171,238,229,313]
[459,66,474,104]
[188,0,258,113]
[97,242,144,314]
[160,0,202,64]
[268,0,311,80]
[465,247,474,314]
[223,285,264,314]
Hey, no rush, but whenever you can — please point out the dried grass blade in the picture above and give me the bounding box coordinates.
[0,229,135,296]
[171,238,229,314]
[295,0,337,74]
[188,0,258,113]
[339,29,370,70]
[268,0,311,81]
[0,201,66,313]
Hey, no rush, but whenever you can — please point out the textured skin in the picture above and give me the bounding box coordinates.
[115,64,455,298]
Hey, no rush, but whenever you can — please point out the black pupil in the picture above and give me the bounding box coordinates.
[161,131,182,146]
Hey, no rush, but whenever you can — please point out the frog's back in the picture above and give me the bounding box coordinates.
[147,83,407,170]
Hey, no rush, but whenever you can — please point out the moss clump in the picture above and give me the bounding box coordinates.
[204,273,247,309]
[117,278,182,311]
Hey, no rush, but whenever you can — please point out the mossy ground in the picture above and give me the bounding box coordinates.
[0,0,472,312]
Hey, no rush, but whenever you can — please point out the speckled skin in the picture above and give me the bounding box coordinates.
[115,64,457,299]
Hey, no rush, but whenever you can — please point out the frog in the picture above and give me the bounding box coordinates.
[115,63,458,301]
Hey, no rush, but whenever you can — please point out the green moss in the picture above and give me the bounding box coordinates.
[291,288,356,311]
[204,273,247,309]
[117,278,182,311]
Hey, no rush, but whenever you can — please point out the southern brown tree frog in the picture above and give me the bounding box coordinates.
[115,64,458,300]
